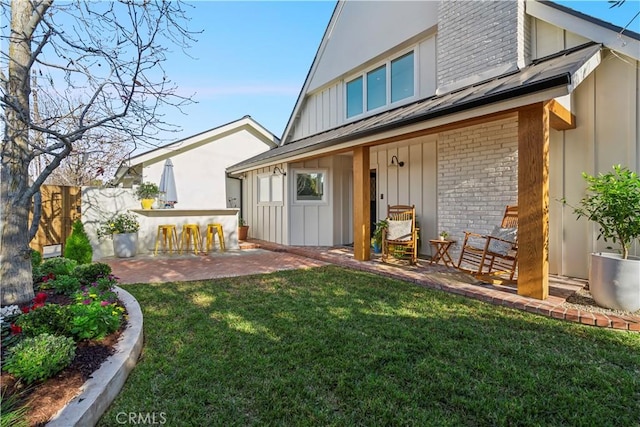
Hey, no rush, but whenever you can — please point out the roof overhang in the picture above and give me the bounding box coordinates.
[228,43,602,174]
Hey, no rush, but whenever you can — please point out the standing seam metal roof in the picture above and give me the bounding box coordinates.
[228,42,601,173]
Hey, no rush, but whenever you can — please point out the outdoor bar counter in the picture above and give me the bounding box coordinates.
[130,208,240,254]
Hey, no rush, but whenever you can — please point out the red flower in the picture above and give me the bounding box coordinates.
[20,306,30,314]
[10,324,22,335]
[34,292,48,304]
[31,302,45,310]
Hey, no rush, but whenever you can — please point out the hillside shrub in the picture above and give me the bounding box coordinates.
[69,301,124,340]
[72,263,112,286]
[3,333,76,383]
[15,304,73,338]
[64,220,93,265]
[38,257,77,278]
[49,275,82,295]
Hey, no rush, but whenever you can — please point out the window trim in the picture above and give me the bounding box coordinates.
[292,168,329,205]
[345,47,418,120]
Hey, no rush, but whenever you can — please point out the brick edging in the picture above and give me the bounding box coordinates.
[252,240,639,332]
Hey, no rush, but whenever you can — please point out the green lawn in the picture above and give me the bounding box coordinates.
[99,266,640,426]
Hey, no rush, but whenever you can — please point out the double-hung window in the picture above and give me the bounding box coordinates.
[346,50,415,119]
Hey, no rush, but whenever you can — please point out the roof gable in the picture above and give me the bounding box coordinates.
[115,116,278,183]
[281,1,438,145]
[529,1,640,60]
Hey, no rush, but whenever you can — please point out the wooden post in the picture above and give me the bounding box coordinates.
[517,104,549,299]
[353,146,371,261]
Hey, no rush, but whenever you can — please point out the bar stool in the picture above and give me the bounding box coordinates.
[154,225,179,256]
[205,223,225,252]
[180,224,203,254]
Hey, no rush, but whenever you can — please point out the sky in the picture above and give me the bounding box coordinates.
[148,0,638,147]
[156,1,337,145]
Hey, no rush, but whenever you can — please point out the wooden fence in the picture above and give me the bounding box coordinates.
[29,185,82,256]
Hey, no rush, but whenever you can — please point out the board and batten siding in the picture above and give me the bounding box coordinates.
[243,164,288,245]
[534,18,640,279]
[293,36,437,142]
[289,157,337,246]
[371,137,437,256]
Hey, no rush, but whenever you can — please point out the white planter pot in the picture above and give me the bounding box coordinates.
[112,233,138,258]
[590,252,640,312]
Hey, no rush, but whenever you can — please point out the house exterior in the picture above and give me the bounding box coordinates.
[84,116,278,258]
[113,115,278,209]
[227,0,640,300]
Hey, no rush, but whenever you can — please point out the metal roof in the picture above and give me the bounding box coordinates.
[228,42,602,173]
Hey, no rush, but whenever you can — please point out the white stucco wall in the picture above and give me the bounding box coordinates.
[82,187,239,259]
[138,129,272,210]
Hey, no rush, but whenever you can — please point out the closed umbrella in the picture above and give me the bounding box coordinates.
[159,159,178,207]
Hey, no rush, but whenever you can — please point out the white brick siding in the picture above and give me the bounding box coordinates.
[437,1,522,87]
[438,117,518,259]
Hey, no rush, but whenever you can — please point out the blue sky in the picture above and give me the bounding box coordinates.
[157,0,638,146]
[157,1,336,145]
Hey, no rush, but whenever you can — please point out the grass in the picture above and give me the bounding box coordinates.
[99,266,640,426]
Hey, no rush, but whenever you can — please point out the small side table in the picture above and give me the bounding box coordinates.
[429,239,456,267]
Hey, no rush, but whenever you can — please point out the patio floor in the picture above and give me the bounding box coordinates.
[103,239,639,332]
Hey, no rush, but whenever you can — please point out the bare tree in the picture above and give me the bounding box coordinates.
[1,0,197,305]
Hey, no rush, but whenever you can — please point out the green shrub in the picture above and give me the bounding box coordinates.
[72,263,113,286]
[64,220,93,265]
[38,257,77,277]
[49,274,82,295]
[70,301,124,340]
[31,250,43,284]
[14,304,73,338]
[31,249,42,268]
[3,333,76,383]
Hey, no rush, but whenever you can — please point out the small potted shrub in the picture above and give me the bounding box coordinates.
[135,182,159,209]
[371,219,388,254]
[439,231,449,241]
[238,218,249,241]
[571,165,640,311]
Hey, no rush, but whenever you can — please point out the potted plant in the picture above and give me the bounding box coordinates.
[135,182,159,209]
[371,219,388,254]
[439,231,449,241]
[97,213,140,258]
[571,165,640,312]
[238,218,249,241]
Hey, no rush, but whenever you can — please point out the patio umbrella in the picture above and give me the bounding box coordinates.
[159,158,178,207]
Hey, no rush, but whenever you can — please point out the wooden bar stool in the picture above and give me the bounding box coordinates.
[179,224,203,254]
[205,223,225,252]
[154,225,179,255]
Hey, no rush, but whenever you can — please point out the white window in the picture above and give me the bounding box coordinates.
[257,173,283,205]
[346,50,416,119]
[293,169,327,204]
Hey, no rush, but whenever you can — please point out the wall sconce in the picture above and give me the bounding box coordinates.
[273,166,287,176]
[390,155,405,167]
